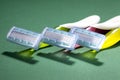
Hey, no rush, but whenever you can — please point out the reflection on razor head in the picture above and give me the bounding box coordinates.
[70,27,106,50]
[7,26,42,50]
[41,27,78,50]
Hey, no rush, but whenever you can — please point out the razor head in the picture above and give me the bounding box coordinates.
[41,27,78,50]
[7,26,42,50]
[70,27,106,50]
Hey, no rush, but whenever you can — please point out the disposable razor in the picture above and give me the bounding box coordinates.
[7,15,100,57]
[64,15,120,52]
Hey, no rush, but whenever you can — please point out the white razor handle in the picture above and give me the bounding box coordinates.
[59,15,100,28]
[92,16,120,30]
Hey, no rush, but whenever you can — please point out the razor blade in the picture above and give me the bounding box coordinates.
[70,27,106,50]
[41,27,78,50]
[7,26,42,50]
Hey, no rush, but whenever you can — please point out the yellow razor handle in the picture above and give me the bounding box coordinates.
[101,27,120,49]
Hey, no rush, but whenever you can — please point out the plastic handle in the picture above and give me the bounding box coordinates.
[101,27,120,49]
[59,15,100,28]
[92,16,120,30]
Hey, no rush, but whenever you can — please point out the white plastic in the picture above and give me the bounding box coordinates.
[92,15,120,30]
[59,15,100,28]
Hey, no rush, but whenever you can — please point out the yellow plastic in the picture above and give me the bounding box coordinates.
[101,27,120,49]
[19,48,35,58]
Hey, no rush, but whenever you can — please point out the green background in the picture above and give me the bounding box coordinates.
[0,0,120,80]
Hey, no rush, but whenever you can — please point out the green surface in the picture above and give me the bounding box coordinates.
[0,0,120,80]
